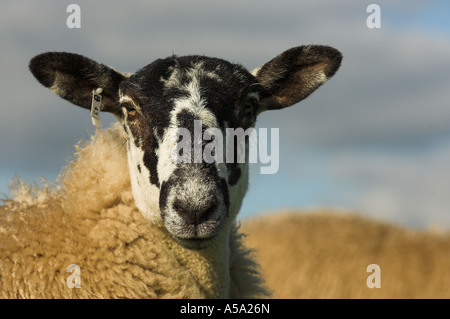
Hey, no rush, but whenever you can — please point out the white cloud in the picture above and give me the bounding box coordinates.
[330,139,450,228]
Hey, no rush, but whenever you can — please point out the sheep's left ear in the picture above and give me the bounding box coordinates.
[251,45,342,113]
[29,52,125,115]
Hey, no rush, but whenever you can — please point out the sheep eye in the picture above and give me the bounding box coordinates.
[128,109,137,117]
[122,105,138,120]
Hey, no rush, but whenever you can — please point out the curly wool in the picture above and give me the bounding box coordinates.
[0,124,267,298]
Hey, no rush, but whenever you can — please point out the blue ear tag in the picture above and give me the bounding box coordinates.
[91,88,103,128]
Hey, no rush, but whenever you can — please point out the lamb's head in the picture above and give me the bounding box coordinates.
[29,46,342,249]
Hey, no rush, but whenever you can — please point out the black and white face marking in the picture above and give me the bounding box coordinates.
[119,56,258,248]
[29,46,342,249]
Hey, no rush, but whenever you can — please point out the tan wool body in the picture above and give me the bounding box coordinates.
[0,124,267,298]
[243,212,450,298]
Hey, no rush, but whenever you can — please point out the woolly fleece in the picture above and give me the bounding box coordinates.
[243,211,450,298]
[0,124,267,298]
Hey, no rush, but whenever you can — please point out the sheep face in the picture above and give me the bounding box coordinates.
[29,46,342,249]
[120,56,258,248]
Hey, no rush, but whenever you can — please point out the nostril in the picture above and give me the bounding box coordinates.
[198,202,218,223]
[173,200,182,213]
[205,202,217,215]
[172,199,189,217]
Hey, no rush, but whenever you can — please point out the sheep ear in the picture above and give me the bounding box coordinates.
[252,45,342,113]
[29,52,125,115]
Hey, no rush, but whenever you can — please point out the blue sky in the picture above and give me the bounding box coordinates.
[383,1,450,33]
[1,1,450,229]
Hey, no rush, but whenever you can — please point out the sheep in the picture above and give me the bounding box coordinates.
[1,125,264,298]
[0,45,342,298]
[242,211,450,298]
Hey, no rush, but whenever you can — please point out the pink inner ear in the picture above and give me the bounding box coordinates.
[253,46,342,110]
[273,63,329,107]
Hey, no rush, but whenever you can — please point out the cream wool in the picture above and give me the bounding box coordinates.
[243,212,450,298]
[0,124,266,298]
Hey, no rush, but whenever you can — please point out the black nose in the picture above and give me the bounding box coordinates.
[172,197,218,225]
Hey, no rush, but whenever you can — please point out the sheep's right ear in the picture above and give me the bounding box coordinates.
[29,52,125,115]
